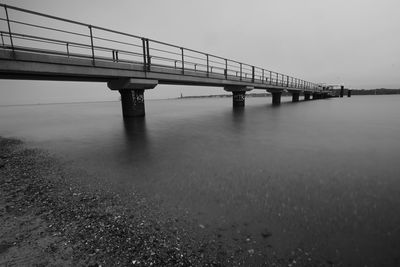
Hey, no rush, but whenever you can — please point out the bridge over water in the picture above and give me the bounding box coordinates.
[0,4,346,117]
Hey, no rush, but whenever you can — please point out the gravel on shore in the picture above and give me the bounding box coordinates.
[0,137,232,266]
[0,136,333,266]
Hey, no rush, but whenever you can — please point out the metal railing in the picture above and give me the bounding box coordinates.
[0,3,321,91]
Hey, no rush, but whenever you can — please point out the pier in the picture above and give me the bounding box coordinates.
[0,3,347,117]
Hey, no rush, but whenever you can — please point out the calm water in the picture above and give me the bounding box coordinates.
[1,95,400,266]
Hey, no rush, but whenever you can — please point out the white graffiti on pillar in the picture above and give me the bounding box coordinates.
[233,94,245,102]
[132,91,144,105]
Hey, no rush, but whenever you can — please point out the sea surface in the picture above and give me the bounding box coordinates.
[1,95,400,266]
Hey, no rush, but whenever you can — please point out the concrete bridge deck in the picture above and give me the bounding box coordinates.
[0,3,342,117]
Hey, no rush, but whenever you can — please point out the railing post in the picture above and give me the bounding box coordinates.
[181,48,184,74]
[206,54,209,77]
[252,66,255,83]
[240,63,242,81]
[4,5,14,51]
[269,71,272,85]
[88,25,95,66]
[262,69,264,83]
[142,38,147,71]
[66,43,69,57]
[225,59,228,79]
[146,39,151,71]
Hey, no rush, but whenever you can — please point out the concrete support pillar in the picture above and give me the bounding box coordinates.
[304,92,311,101]
[271,92,282,105]
[232,91,246,107]
[224,86,253,107]
[340,86,344,98]
[291,92,300,102]
[108,78,158,118]
[119,89,145,117]
[347,89,352,97]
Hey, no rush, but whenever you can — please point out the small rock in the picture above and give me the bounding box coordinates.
[261,229,272,238]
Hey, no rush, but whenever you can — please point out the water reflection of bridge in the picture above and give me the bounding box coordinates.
[0,3,349,117]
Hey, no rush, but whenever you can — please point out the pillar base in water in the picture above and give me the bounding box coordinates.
[119,89,145,117]
[108,78,158,118]
[340,86,344,98]
[304,92,311,101]
[291,92,300,102]
[347,89,352,97]
[224,86,253,107]
[232,91,246,107]
[271,92,282,105]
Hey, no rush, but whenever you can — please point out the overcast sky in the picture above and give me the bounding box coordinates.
[1,0,400,104]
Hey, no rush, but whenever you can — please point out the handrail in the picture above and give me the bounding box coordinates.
[0,3,322,91]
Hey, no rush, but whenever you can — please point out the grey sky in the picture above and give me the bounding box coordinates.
[1,0,399,104]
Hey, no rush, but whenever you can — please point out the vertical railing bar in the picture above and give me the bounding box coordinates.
[1,33,4,46]
[141,38,147,71]
[225,59,228,79]
[262,69,264,84]
[181,47,184,74]
[206,54,209,77]
[269,71,272,85]
[4,5,14,50]
[88,25,95,65]
[66,42,69,57]
[240,63,242,81]
[146,39,151,71]
[252,66,255,83]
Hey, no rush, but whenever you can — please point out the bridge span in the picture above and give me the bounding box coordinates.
[0,3,344,117]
